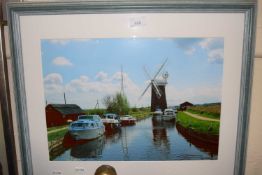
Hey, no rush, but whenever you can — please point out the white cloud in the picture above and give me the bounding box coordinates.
[66,75,117,94]
[185,47,196,55]
[207,48,223,63]
[199,38,215,49]
[44,73,63,84]
[112,72,122,81]
[45,83,64,94]
[60,71,144,108]
[174,38,224,63]
[52,56,73,66]
[44,73,65,103]
[95,71,109,81]
[174,39,202,56]
[199,38,224,64]
[44,71,221,108]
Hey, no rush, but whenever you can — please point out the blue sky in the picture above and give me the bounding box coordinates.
[41,38,223,109]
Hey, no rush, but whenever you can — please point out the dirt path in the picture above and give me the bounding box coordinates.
[183,111,220,122]
[48,126,68,134]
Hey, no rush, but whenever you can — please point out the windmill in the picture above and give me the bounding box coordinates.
[140,59,169,112]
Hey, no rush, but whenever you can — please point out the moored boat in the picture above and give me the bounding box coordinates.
[162,108,176,121]
[153,108,163,116]
[69,115,105,140]
[101,113,121,130]
[120,115,136,125]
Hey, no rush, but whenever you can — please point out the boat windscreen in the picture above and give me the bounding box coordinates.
[71,123,84,127]
[78,115,93,120]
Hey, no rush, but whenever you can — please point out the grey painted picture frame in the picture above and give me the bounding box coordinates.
[5,0,256,175]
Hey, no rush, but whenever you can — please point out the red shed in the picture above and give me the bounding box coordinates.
[179,101,193,111]
[45,104,85,127]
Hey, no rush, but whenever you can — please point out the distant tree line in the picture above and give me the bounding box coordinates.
[84,93,151,116]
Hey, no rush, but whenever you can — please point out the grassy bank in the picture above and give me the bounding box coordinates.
[176,112,220,135]
[129,111,151,120]
[47,125,68,132]
[187,103,221,119]
[48,128,68,142]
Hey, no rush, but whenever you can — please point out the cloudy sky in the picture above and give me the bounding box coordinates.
[41,38,223,109]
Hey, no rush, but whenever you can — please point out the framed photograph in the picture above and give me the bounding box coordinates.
[6,0,256,175]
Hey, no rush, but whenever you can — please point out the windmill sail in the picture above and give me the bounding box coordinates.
[139,58,168,112]
[139,83,151,100]
[152,58,168,80]
[151,81,162,98]
[140,58,168,99]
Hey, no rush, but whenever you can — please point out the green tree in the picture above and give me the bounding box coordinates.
[103,95,114,112]
[102,92,130,115]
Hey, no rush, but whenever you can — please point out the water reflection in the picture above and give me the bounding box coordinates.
[52,117,218,160]
[151,118,173,149]
[62,130,123,159]
[176,123,218,157]
[152,116,176,128]
[70,136,105,158]
[104,129,122,144]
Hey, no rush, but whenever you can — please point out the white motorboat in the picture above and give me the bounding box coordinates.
[69,115,105,140]
[101,113,121,130]
[152,108,163,121]
[162,109,176,121]
[120,115,136,125]
[153,108,163,115]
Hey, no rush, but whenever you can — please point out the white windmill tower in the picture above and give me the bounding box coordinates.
[140,58,168,112]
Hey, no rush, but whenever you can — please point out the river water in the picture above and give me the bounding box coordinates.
[53,116,218,161]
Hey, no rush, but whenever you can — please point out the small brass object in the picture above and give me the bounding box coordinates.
[94,165,117,175]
